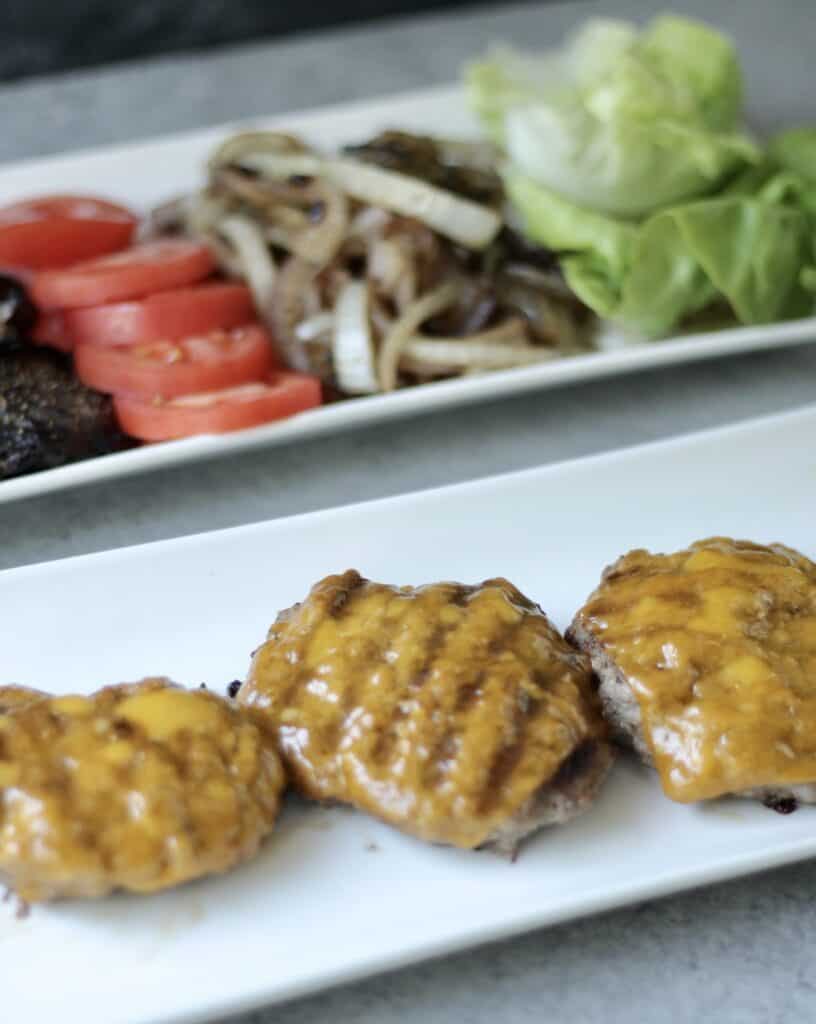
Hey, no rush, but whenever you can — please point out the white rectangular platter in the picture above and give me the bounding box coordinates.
[2,402,816,1024]
[1,84,815,505]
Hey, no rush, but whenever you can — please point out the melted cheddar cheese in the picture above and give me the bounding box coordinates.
[573,538,816,801]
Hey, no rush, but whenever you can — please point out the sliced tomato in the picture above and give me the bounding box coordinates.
[65,282,255,346]
[74,325,276,399]
[31,239,215,310]
[0,195,137,270]
[31,311,74,352]
[114,372,322,441]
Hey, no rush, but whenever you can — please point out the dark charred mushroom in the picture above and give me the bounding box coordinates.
[1,345,128,480]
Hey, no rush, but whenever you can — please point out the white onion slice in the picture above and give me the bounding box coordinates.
[333,280,379,394]
[324,160,501,250]
[401,338,557,373]
[295,312,335,343]
[219,151,500,250]
[229,152,322,180]
[377,283,458,392]
[218,214,277,323]
[208,130,313,169]
[347,206,392,238]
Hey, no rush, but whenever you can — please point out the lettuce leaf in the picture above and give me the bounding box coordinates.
[769,127,816,181]
[506,171,815,336]
[640,15,742,130]
[466,15,758,218]
[468,15,816,334]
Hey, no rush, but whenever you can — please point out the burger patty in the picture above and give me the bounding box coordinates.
[238,570,613,851]
[568,537,816,810]
[0,678,286,901]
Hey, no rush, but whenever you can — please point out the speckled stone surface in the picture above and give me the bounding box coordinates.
[1,3,816,1023]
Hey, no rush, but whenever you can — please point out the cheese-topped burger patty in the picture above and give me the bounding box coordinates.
[238,571,613,851]
[0,678,286,901]
[568,537,816,810]
[0,685,48,714]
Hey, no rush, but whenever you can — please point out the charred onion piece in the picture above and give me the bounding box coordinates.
[344,131,504,207]
[208,130,313,173]
[325,160,501,251]
[160,129,595,391]
[400,336,556,376]
[272,256,332,378]
[210,135,501,251]
[212,168,349,267]
[146,195,194,238]
[218,214,278,321]
[377,283,458,392]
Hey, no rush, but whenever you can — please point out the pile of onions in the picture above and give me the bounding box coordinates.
[165,131,594,395]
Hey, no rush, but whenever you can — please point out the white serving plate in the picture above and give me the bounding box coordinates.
[2,84,816,505]
[2,402,816,1024]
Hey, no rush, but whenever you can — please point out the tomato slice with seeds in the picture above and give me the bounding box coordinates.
[114,372,322,441]
[0,195,137,270]
[31,239,216,310]
[74,325,276,399]
[65,282,255,346]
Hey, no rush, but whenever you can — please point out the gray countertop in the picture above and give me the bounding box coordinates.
[2,2,815,1022]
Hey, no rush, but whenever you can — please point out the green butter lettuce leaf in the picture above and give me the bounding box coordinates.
[802,267,816,294]
[466,15,758,218]
[769,127,816,181]
[504,107,755,219]
[504,172,633,317]
[640,15,742,130]
[466,19,636,146]
[469,15,816,333]
[618,212,717,335]
[766,129,816,225]
[636,198,814,328]
[466,49,553,146]
[506,170,815,336]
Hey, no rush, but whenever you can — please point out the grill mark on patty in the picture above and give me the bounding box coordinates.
[324,583,404,756]
[453,675,484,713]
[479,731,526,814]
[475,617,546,813]
[424,606,521,791]
[367,713,405,767]
[246,573,604,845]
[274,573,368,711]
[406,619,453,693]
[370,595,470,769]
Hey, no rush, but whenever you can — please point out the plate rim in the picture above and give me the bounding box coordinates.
[3,315,816,506]
[0,82,464,177]
[3,399,816,1024]
[5,399,815,580]
[1,84,815,506]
